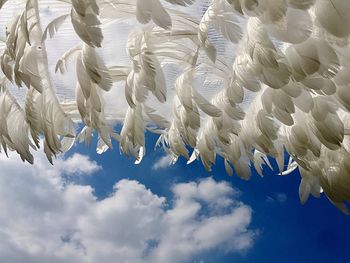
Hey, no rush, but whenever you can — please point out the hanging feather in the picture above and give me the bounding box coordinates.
[41,14,69,43]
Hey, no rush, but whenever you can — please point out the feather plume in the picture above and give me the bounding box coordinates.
[1,0,350,212]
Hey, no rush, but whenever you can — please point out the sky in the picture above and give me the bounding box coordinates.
[0,131,350,263]
[1,1,350,262]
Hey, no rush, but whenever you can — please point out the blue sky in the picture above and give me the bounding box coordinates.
[76,132,350,263]
[1,131,347,263]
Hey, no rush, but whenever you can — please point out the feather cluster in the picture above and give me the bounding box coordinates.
[1,0,350,212]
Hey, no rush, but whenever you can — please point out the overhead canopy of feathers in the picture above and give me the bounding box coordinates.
[1,0,350,213]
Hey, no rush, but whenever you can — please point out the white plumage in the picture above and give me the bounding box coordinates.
[1,0,350,213]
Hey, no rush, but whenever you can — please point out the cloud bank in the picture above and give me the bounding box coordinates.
[0,150,255,263]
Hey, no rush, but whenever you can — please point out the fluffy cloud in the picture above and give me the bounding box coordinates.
[0,150,255,263]
[152,154,173,170]
[55,153,101,176]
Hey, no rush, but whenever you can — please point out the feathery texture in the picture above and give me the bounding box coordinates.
[1,0,350,212]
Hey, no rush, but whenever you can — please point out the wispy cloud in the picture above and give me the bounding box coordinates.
[0,151,256,263]
[266,193,288,204]
[276,193,287,203]
[152,154,173,170]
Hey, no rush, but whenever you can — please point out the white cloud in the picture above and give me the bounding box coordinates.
[0,150,255,263]
[56,153,101,176]
[152,179,254,263]
[152,154,173,170]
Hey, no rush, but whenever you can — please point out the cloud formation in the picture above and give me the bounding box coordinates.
[56,153,102,176]
[152,154,173,170]
[0,150,255,263]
